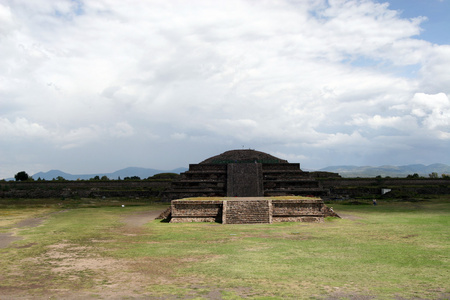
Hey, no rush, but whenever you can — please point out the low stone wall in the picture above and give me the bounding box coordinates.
[188,164,227,172]
[320,178,450,187]
[169,197,336,224]
[0,181,170,199]
[170,200,223,223]
[263,163,302,171]
[318,178,450,198]
[272,199,325,223]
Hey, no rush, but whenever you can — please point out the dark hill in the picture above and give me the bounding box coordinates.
[320,163,450,178]
[32,167,188,181]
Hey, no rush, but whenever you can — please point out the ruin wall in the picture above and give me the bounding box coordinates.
[0,180,170,199]
[170,200,223,223]
[169,198,329,224]
[227,163,263,197]
[223,199,271,224]
[319,178,450,197]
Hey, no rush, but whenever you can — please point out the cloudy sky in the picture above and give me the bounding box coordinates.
[1,0,450,179]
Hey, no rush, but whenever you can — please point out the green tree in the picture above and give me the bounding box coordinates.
[14,171,29,181]
[406,173,419,179]
[149,173,180,180]
[429,172,439,178]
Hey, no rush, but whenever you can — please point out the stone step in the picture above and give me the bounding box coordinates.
[225,200,271,224]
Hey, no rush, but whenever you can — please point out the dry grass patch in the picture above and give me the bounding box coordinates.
[0,207,56,228]
[1,200,448,299]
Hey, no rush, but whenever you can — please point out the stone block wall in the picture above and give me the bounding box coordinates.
[227,163,263,197]
[263,163,302,171]
[169,198,333,224]
[170,200,223,223]
[188,164,228,172]
[163,161,329,200]
[0,180,170,199]
[223,200,271,224]
[272,200,324,222]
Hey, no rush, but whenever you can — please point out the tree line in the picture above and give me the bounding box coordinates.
[11,171,180,182]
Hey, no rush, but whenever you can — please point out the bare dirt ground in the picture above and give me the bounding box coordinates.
[0,209,176,300]
[0,216,45,248]
[0,210,68,248]
[0,232,22,248]
[335,213,363,221]
[121,209,163,227]
[3,209,440,300]
[0,208,365,300]
[0,208,267,299]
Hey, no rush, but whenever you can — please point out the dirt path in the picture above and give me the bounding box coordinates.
[0,209,164,249]
[0,216,46,248]
[121,209,165,227]
[0,210,72,249]
[0,233,22,248]
[337,213,363,221]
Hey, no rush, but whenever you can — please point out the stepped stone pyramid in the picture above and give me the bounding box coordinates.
[162,149,330,201]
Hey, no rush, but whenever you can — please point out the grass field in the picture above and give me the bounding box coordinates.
[0,198,448,299]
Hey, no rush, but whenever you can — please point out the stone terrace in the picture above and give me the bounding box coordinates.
[162,149,331,200]
[168,197,339,224]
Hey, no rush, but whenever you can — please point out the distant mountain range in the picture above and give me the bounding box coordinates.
[31,167,188,181]
[5,163,450,181]
[319,163,450,178]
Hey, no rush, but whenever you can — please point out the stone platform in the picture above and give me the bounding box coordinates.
[165,197,339,224]
[161,150,334,201]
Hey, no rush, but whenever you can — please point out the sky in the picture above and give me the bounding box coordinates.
[1,0,450,179]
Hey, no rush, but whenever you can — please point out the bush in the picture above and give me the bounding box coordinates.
[149,173,180,180]
[14,171,30,181]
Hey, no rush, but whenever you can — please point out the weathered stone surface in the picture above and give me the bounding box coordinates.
[167,197,339,224]
[170,217,217,223]
[169,200,223,223]
[200,149,287,164]
[156,207,171,220]
[224,199,271,224]
[162,149,330,200]
[0,180,170,199]
[227,163,263,197]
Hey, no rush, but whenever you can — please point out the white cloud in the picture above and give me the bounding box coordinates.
[0,0,449,178]
[55,125,102,149]
[410,93,450,130]
[347,114,418,131]
[0,117,51,138]
[0,3,16,35]
[109,122,134,138]
[419,45,450,93]
[411,92,449,111]
[170,132,188,140]
[313,131,368,147]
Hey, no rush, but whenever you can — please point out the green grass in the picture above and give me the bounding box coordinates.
[0,197,161,208]
[0,199,448,299]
